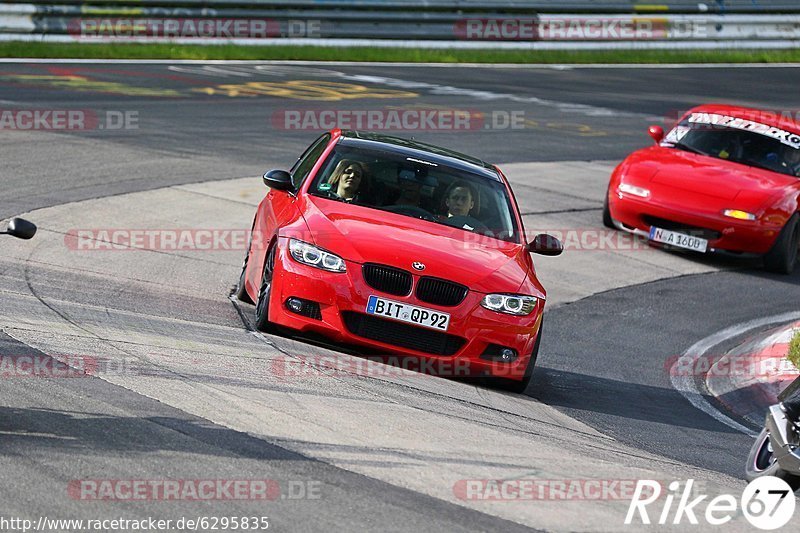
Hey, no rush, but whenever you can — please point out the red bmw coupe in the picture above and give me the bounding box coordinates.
[605,104,800,273]
[235,130,562,391]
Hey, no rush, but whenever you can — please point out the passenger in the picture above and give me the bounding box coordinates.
[326,160,368,202]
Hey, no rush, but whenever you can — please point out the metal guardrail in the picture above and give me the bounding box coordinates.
[2,1,800,48]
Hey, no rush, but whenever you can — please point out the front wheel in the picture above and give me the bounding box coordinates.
[234,237,254,304]
[495,324,542,394]
[602,192,616,230]
[745,428,800,490]
[254,245,277,332]
[763,213,799,274]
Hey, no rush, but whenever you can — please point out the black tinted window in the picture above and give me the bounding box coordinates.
[292,134,330,188]
[308,144,520,243]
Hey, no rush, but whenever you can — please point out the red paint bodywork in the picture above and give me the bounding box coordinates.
[607,104,800,255]
[242,130,545,381]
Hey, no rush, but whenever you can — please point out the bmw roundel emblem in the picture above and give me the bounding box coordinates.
[412,262,425,271]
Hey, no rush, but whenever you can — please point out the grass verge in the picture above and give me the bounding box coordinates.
[788,329,800,370]
[3,42,800,63]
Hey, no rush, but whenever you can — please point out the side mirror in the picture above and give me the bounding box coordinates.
[5,217,37,240]
[528,233,563,256]
[647,125,664,144]
[263,169,294,191]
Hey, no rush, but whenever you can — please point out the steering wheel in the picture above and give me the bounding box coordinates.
[442,215,490,232]
[383,204,436,222]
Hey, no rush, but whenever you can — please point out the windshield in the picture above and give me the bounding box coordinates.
[662,112,800,177]
[308,143,520,243]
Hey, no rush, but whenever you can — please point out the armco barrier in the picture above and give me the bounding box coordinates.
[2,1,800,48]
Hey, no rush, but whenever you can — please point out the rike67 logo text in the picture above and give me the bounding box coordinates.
[625,477,795,530]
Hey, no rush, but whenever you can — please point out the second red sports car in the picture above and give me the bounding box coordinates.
[605,104,800,273]
[235,130,562,391]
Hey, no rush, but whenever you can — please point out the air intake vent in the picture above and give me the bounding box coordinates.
[342,312,466,356]
[416,277,468,307]
[362,263,412,296]
[642,215,722,241]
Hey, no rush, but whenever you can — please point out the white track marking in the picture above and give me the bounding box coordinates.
[671,311,800,438]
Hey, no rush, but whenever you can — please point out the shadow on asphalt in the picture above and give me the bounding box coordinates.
[0,405,307,460]
[526,367,741,434]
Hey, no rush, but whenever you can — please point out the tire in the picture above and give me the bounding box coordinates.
[745,428,800,490]
[254,244,277,333]
[602,192,616,230]
[764,213,800,274]
[496,324,543,394]
[234,237,254,304]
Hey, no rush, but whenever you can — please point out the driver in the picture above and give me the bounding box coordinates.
[439,181,489,233]
[444,181,477,218]
[782,145,800,177]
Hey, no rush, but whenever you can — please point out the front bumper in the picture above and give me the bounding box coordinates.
[608,192,781,255]
[267,238,543,381]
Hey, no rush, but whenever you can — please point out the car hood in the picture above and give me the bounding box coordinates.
[299,196,537,295]
[620,147,794,214]
[645,147,795,203]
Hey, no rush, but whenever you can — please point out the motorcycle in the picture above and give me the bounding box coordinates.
[745,375,800,490]
[2,217,37,240]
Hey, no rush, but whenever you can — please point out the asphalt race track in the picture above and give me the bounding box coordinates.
[1,61,799,531]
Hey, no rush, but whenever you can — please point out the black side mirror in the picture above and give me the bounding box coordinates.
[528,233,562,256]
[5,218,37,240]
[263,169,294,191]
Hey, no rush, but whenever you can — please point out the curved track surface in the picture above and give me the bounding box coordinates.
[1,62,799,531]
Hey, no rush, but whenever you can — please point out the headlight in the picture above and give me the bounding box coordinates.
[481,294,537,316]
[288,239,346,272]
[723,209,756,221]
[618,183,650,198]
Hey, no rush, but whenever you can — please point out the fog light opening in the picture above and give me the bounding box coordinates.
[480,344,518,363]
[286,297,303,313]
[284,297,322,320]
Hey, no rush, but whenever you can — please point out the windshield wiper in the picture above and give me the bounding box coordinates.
[672,142,708,156]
